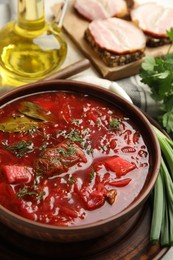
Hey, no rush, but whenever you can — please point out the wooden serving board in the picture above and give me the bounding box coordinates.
[62,0,173,80]
[0,204,168,259]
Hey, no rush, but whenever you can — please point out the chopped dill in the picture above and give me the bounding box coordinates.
[66,128,83,143]
[2,140,34,157]
[89,169,95,182]
[109,118,120,128]
[68,177,77,184]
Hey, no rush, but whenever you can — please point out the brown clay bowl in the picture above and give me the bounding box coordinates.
[0,80,161,243]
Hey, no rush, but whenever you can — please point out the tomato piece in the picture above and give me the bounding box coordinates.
[87,194,105,210]
[87,183,106,209]
[109,178,132,187]
[105,156,136,177]
[58,205,78,218]
[74,180,106,210]
[3,165,33,184]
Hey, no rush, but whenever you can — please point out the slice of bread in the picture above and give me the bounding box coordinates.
[130,3,173,47]
[84,18,146,67]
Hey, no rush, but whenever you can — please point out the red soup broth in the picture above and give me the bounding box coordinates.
[0,91,151,226]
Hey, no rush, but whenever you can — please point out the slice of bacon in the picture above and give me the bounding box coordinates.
[130,3,173,38]
[87,17,146,54]
[74,0,128,21]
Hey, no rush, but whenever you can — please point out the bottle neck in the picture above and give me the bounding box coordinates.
[17,0,45,31]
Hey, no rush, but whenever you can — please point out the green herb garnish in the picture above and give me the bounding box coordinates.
[37,191,45,201]
[109,118,120,128]
[2,140,34,157]
[140,31,173,243]
[17,184,45,202]
[85,145,93,155]
[68,177,76,184]
[71,119,82,126]
[58,146,76,156]
[17,185,37,198]
[101,145,107,152]
[66,128,83,143]
[89,169,95,182]
[140,28,173,134]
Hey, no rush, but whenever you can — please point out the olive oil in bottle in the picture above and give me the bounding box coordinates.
[0,0,67,87]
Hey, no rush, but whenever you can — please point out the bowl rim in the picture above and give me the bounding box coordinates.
[0,79,161,231]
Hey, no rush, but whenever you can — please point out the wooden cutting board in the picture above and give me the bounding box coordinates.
[62,0,173,80]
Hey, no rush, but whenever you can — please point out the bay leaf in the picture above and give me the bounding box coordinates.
[0,115,39,133]
[18,101,58,122]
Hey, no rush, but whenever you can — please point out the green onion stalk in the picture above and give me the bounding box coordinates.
[150,126,173,247]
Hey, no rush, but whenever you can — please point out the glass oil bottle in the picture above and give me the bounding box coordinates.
[0,0,67,87]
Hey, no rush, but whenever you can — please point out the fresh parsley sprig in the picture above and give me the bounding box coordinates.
[140,28,173,134]
[140,30,173,246]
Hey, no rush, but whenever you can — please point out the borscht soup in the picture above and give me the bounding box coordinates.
[0,91,152,227]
